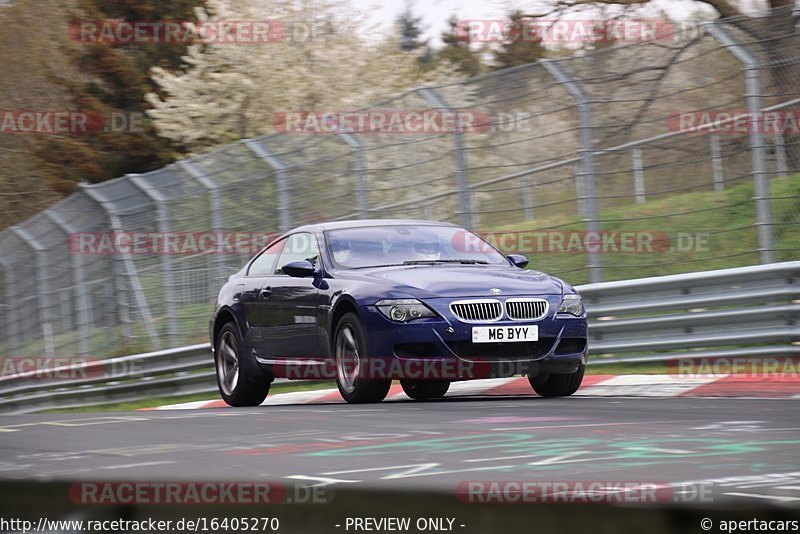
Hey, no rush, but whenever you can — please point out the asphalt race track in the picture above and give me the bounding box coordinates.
[0,396,799,504]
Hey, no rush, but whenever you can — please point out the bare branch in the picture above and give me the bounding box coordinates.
[525,0,744,19]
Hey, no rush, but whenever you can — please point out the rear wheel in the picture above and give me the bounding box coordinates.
[215,322,270,407]
[528,365,585,397]
[334,313,391,403]
[400,379,450,400]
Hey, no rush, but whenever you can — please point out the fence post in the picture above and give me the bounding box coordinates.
[542,59,603,283]
[705,22,774,263]
[44,211,91,356]
[128,175,178,347]
[710,133,725,191]
[0,254,22,355]
[10,226,54,357]
[81,183,160,349]
[521,175,534,220]
[179,160,228,292]
[774,133,788,177]
[244,139,292,231]
[417,87,475,229]
[573,163,586,218]
[338,132,369,219]
[632,148,646,204]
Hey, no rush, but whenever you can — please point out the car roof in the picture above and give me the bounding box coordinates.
[292,219,458,233]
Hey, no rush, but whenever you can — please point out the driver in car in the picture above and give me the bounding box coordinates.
[413,238,442,260]
[331,237,353,264]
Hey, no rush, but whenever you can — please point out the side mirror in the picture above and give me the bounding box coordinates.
[281,260,316,277]
[507,254,529,269]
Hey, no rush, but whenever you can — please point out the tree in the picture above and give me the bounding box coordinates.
[0,0,201,227]
[39,0,201,190]
[396,3,424,52]
[437,15,483,78]
[524,0,798,170]
[492,11,548,70]
[146,0,458,151]
[523,0,738,19]
[396,3,437,70]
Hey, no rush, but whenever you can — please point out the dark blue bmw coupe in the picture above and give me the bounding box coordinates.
[209,220,588,405]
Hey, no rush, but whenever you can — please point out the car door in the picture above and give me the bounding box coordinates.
[260,232,322,359]
[240,237,285,352]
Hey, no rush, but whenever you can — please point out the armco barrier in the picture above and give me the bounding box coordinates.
[1,262,798,413]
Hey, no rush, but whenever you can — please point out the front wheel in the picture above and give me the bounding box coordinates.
[334,313,391,403]
[400,379,450,400]
[215,322,270,407]
[528,365,585,397]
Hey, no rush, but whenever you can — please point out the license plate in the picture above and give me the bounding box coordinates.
[472,325,538,343]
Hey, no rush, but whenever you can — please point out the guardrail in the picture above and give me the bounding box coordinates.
[1,262,798,413]
[0,344,216,413]
[582,261,800,363]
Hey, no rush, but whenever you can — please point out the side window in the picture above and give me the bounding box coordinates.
[274,233,320,274]
[248,239,285,276]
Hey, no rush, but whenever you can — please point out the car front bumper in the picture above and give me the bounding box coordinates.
[359,295,588,381]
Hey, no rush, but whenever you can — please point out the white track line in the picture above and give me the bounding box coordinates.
[576,374,724,397]
[149,374,800,410]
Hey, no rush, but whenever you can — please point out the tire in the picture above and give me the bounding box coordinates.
[334,313,391,403]
[215,322,270,407]
[400,379,450,400]
[528,365,585,398]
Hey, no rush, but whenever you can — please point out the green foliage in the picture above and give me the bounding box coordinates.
[396,5,437,71]
[491,173,800,285]
[491,11,547,70]
[437,15,483,77]
[36,0,204,193]
[396,5,424,52]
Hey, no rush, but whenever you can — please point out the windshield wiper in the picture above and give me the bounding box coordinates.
[403,259,489,265]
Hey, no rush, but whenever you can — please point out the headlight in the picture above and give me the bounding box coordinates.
[375,299,436,322]
[557,294,584,316]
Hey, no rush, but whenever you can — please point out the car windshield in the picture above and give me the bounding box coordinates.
[326,225,509,269]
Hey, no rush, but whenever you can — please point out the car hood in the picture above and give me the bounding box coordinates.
[352,265,564,298]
